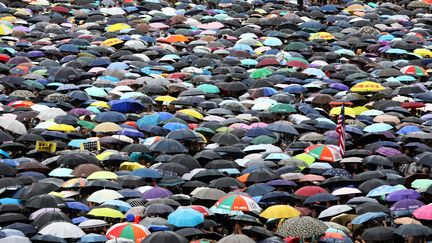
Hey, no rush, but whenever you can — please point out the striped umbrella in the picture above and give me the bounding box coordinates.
[106,223,150,243]
[305,144,342,162]
[214,194,261,212]
[0,24,12,35]
[400,65,427,76]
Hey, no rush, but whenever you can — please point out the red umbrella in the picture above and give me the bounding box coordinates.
[286,60,309,69]
[294,186,328,198]
[0,54,10,62]
[257,58,280,68]
[51,6,69,13]
[401,102,425,109]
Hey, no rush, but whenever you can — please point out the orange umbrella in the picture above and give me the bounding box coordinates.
[165,35,189,43]
[237,173,249,183]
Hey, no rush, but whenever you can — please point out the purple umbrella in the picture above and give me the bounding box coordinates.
[267,179,297,187]
[141,187,173,200]
[386,189,421,202]
[329,83,349,91]
[13,26,31,32]
[68,108,94,116]
[375,147,401,157]
[390,199,424,217]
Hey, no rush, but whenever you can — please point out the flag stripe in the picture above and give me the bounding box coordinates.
[336,105,345,156]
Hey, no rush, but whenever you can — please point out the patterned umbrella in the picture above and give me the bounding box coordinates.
[213,194,261,212]
[375,147,402,157]
[305,144,342,162]
[106,223,150,243]
[275,216,328,238]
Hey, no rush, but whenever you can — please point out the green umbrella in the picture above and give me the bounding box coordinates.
[251,135,277,145]
[195,127,216,137]
[285,41,308,51]
[196,84,220,94]
[23,80,45,90]
[85,87,108,98]
[78,120,97,130]
[250,68,273,79]
[269,104,296,113]
[411,179,432,190]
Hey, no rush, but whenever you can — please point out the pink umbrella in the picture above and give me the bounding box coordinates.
[197,22,224,30]
[250,122,268,128]
[149,23,169,29]
[413,204,432,220]
[230,123,251,129]
[13,26,31,32]
[375,147,401,157]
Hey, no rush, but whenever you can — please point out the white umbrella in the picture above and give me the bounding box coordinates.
[318,205,353,219]
[0,236,31,243]
[332,187,362,196]
[78,219,108,229]
[87,189,123,204]
[0,118,27,135]
[39,222,85,238]
[37,108,67,121]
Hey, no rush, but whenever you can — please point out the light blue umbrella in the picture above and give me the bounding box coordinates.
[0,149,10,158]
[78,233,108,243]
[68,139,88,148]
[263,37,282,46]
[86,106,101,114]
[0,198,21,205]
[363,123,393,133]
[385,48,408,54]
[378,34,395,42]
[168,209,204,227]
[48,168,74,177]
[265,153,290,160]
[0,159,19,167]
[351,212,388,225]
[85,87,107,98]
[102,200,131,212]
[97,75,120,82]
[107,62,129,70]
[241,59,258,66]
[163,122,188,131]
[395,75,416,82]
[233,44,254,53]
[120,92,145,99]
[137,114,163,127]
[367,185,400,197]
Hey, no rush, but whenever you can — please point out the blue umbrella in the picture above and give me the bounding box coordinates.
[137,114,163,127]
[0,198,21,205]
[168,209,204,227]
[233,44,254,53]
[245,183,275,197]
[109,99,146,113]
[59,44,80,53]
[351,212,388,225]
[396,126,422,135]
[117,189,142,198]
[163,122,188,131]
[367,185,401,197]
[0,159,19,167]
[323,168,352,178]
[66,201,91,212]
[78,233,108,243]
[299,21,325,31]
[283,85,307,94]
[68,139,88,148]
[94,111,126,123]
[117,128,144,138]
[130,168,162,179]
[72,216,89,224]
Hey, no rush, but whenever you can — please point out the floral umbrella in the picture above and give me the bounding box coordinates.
[275,216,328,239]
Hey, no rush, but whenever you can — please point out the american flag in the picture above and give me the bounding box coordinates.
[335,104,346,156]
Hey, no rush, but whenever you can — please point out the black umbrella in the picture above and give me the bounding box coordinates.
[175,228,204,239]
[150,138,188,154]
[25,194,66,209]
[247,169,279,183]
[4,222,37,236]
[355,202,390,215]
[362,155,393,167]
[32,210,71,229]
[20,182,60,201]
[211,133,241,146]
[394,224,432,237]
[243,226,274,240]
[121,144,151,153]
[304,193,338,204]
[0,213,27,225]
[362,226,395,242]
[31,234,68,243]
[141,231,188,243]
[209,177,244,188]
[358,179,390,193]
[57,152,101,168]
[168,154,201,170]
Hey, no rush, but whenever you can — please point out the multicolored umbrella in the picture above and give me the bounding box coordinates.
[305,144,342,162]
[106,223,150,243]
[213,194,261,212]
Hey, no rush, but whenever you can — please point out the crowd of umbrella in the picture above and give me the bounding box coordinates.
[0,0,431,242]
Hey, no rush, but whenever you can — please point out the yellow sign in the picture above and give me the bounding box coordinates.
[36,141,57,153]
[80,141,101,151]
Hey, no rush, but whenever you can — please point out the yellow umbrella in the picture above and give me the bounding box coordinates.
[414,48,432,57]
[119,162,144,171]
[88,208,125,218]
[350,81,384,92]
[87,171,118,180]
[178,109,203,120]
[0,24,12,35]
[344,4,365,12]
[309,32,335,41]
[294,153,315,165]
[155,95,177,103]
[90,101,110,109]
[93,122,122,133]
[330,106,356,117]
[352,106,369,115]
[96,151,113,161]
[260,205,301,219]
[48,124,76,132]
[106,23,131,32]
[0,16,16,23]
[101,38,124,47]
